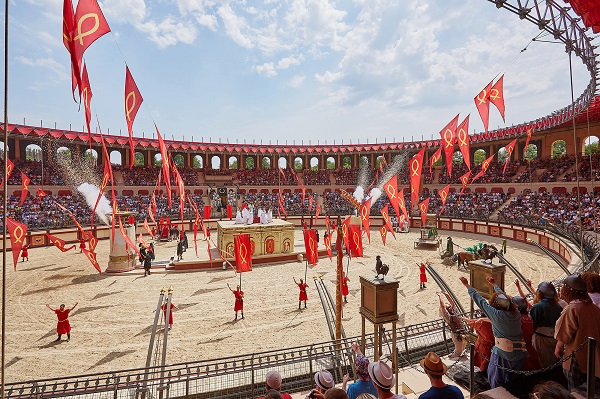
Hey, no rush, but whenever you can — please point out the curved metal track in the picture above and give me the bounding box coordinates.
[527,238,572,275]
[425,264,466,314]
[496,252,536,295]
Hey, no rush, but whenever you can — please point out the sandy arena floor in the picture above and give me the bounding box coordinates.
[3,228,568,383]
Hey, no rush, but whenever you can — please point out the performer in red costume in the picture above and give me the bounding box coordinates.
[294,277,308,309]
[342,272,350,303]
[79,238,86,253]
[21,244,29,262]
[46,302,78,342]
[161,301,179,330]
[419,263,428,289]
[227,283,244,320]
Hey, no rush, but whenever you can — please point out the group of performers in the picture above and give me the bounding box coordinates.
[234,201,273,225]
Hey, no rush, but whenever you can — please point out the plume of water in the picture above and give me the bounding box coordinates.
[368,187,382,205]
[353,186,365,204]
[77,183,112,225]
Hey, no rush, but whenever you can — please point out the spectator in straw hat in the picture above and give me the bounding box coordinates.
[342,343,378,399]
[307,370,335,399]
[367,360,406,399]
[260,370,292,399]
[418,352,463,399]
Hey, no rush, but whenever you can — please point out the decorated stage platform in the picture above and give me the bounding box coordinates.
[217,219,295,256]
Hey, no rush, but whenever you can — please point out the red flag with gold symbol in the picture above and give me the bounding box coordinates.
[324,233,333,260]
[524,128,533,157]
[81,62,93,140]
[380,204,396,239]
[235,233,253,272]
[418,198,430,227]
[82,248,101,274]
[118,216,141,258]
[349,224,363,257]
[62,0,79,99]
[359,198,371,243]
[155,125,172,206]
[490,75,505,121]
[409,148,425,210]
[397,188,409,222]
[472,154,495,183]
[36,188,48,198]
[459,170,471,197]
[20,172,30,206]
[439,115,459,177]
[7,218,27,270]
[457,115,471,170]
[143,218,154,239]
[429,147,442,179]
[379,225,388,246]
[303,229,318,266]
[45,233,76,253]
[342,216,351,254]
[474,81,492,133]
[87,231,98,252]
[503,138,517,175]
[125,67,143,170]
[1,158,14,187]
[383,174,401,219]
[438,185,450,215]
[315,205,321,221]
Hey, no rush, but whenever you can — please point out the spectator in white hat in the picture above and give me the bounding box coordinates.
[261,370,292,399]
[308,370,335,398]
[367,360,406,399]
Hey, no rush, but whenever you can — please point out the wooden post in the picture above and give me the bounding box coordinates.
[335,221,343,344]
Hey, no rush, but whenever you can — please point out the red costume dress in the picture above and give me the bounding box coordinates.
[419,264,428,283]
[161,303,175,325]
[54,308,72,335]
[79,239,86,251]
[466,317,494,371]
[298,283,308,301]
[234,290,244,312]
[342,277,349,297]
[21,246,28,259]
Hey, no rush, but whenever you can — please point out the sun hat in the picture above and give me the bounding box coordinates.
[314,370,334,390]
[265,370,282,390]
[355,354,370,381]
[512,296,528,312]
[420,352,448,376]
[367,360,395,390]
[564,274,587,293]
[537,282,556,299]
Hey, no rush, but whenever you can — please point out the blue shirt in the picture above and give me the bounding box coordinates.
[419,384,464,399]
[346,379,378,399]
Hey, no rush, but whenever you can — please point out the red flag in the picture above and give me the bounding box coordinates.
[383,174,400,219]
[409,148,425,210]
[308,195,314,213]
[91,155,111,226]
[472,154,495,183]
[301,184,306,203]
[1,158,14,186]
[490,75,505,121]
[475,81,492,133]
[381,204,396,239]
[439,114,459,177]
[125,67,143,170]
[137,233,148,248]
[397,188,409,222]
[438,185,450,214]
[324,233,333,260]
[45,233,76,252]
[193,208,200,257]
[151,192,157,215]
[379,225,388,246]
[418,197,430,227]
[62,0,77,98]
[20,172,30,206]
[55,201,86,236]
[118,216,141,258]
[342,216,351,254]
[524,128,533,157]
[315,205,321,221]
[325,215,331,233]
[36,187,48,198]
[459,170,471,198]
[155,125,172,205]
[234,233,253,272]
[143,218,154,239]
[359,198,371,243]
[73,0,111,57]
[7,218,27,270]
[457,115,471,170]
[503,138,518,175]
[81,62,93,139]
[87,231,98,252]
[303,229,319,266]
[82,248,101,274]
[349,224,363,257]
[429,147,442,178]
[172,159,186,222]
[278,192,287,218]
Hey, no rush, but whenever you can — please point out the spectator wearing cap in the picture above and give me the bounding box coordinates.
[555,274,600,392]
[367,360,407,399]
[342,343,377,399]
[512,296,540,371]
[459,276,528,388]
[529,281,563,368]
[261,370,292,399]
[418,352,463,399]
[308,370,335,399]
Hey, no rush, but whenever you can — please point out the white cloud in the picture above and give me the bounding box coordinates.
[101,0,147,24]
[137,17,197,48]
[315,70,343,83]
[218,3,254,49]
[16,56,68,80]
[289,74,306,88]
[256,62,277,77]
[277,54,303,69]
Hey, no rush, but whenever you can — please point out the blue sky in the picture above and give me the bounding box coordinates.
[4,0,592,145]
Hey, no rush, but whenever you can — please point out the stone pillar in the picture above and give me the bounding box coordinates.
[106,212,137,273]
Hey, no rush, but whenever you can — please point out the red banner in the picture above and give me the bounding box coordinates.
[359,198,371,243]
[87,231,98,252]
[203,205,211,219]
[379,225,387,246]
[429,147,442,178]
[439,114,459,177]
[45,233,76,252]
[73,0,111,59]
[383,174,400,219]
[155,125,172,206]
[227,205,233,219]
[308,195,314,214]
[143,218,154,239]
[438,185,450,215]
[342,216,351,254]
[7,218,27,270]
[301,184,306,203]
[474,81,492,133]
[137,233,148,247]
[315,205,321,221]
[380,204,396,240]
[472,154,495,183]
[62,0,79,99]
[409,148,425,210]
[524,128,533,157]
[81,62,93,139]
[172,160,186,222]
[503,138,518,175]
[20,172,30,206]
[36,188,47,198]
[490,75,505,121]
[459,170,471,198]
[457,115,471,170]
[324,234,333,260]
[125,67,143,170]
[397,188,409,222]
[82,247,101,274]
[303,229,319,266]
[1,158,14,187]
[234,233,253,272]
[349,224,363,258]
[418,197,430,227]
[118,216,141,258]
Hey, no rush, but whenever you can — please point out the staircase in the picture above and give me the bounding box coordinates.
[489,194,513,220]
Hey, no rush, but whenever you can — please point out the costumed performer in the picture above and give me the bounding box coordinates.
[294,277,308,309]
[227,283,244,320]
[46,302,78,342]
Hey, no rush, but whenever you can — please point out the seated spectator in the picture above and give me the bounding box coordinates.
[555,274,600,393]
[580,272,600,308]
[261,370,292,399]
[367,360,407,399]
[529,282,563,368]
[530,380,574,399]
[342,343,377,399]
[418,352,464,399]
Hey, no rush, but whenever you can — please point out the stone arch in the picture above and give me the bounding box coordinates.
[583,135,599,155]
[84,148,98,162]
[375,156,385,169]
[153,153,163,167]
[310,156,319,170]
[211,155,221,170]
[451,150,463,165]
[245,156,255,169]
[56,146,72,161]
[342,156,352,169]
[294,157,303,170]
[359,156,369,168]
[473,149,487,165]
[261,156,271,169]
[25,143,42,162]
[173,154,185,167]
[228,156,238,169]
[278,157,288,169]
[193,155,204,169]
[551,140,566,158]
[0,141,8,159]
[112,150,124,166]
[326,156,335,169]
[524,144,538,161]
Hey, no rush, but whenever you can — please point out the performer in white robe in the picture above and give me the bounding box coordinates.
[235,210,244,224]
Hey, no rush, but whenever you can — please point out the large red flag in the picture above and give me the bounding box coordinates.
[1,158,14,186]
[524,128,533,157]
[91,135,113,226]
[383,174,400,219]
[125,67,143,169]
[171,158,186,222]
[459,170,471,197]
[379,225,388,246]
[143,218,154,239]
[380,204,396,239]
[503,138,518,175]
[45,233,76,252]
[359,198,371,243]
[36,188,48,198]
[474,81,492,133]
[81,62,93,141]
[73,0,111,58]
[457,115,471,170]
[490,75,505,121]
[418,197,430,227]
[20,172,30,206]
[193,208,200,257]
[409,148,425,210]
[82,248,101,274]
[7,218,27,270]
[155,125,172,206]
[438,185,450,214]
[324,233,333,260]
[472,154,495,183]
[87,230,98,252]
[303,229,319,266]
[439,115,459,177]
[397,188,409,222]
[342,216,351,254]
[349,224,363,257]
[118,216,141,258]
[429,147,442,179]
[62,0,78,99]
[234,233,253,272]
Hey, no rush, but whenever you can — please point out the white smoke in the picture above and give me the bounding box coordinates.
[368,187,382,205]
[77,183,112,225]
[353,186,365,203]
